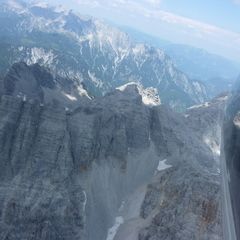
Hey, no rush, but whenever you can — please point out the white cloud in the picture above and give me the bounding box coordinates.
[76,0,161,8]
[74,0,234,38]
[73,0,240,60]
[145,0,161,6]
[233,0,240,4]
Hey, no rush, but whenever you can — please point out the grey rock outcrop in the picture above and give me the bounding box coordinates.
[222,79,240,239]
[1,62,91,108]
[186,93,228,168]
[0,96,85,240]
[0,67,222,240]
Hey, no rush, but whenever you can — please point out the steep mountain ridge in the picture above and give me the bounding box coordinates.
[163,44,239,81]
[1,62,162,109]
[0,0,208,110]
[1,62,91,108]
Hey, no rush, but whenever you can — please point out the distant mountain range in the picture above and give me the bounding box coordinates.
[121,26,240,97]
[0,0,208,110]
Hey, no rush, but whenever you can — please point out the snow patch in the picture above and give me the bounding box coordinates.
[233,112,240,129]
[106,216,124,240]
[83,191,87,212]
[77,85,91,99]
[217,95,229,101]
[227,170,231,183]
[132,44,146,56]
[62,92,77,101]
[27,48,55,66]
[148,132,151,141]
[119,201,125,212]
[204,136,220,156]
[192,81,203,94]
[157,159,172,171]
[116,82,136,92]
[88,71,103,88]
[18,46,24,51]
[188,102,210,110]
[141,87,161,106]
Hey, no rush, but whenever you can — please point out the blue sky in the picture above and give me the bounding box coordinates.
[50,0,240,61]
[160,0,240,32]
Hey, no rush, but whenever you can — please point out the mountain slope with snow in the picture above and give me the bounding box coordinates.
[122,27,240,98]
[0,0,208,110]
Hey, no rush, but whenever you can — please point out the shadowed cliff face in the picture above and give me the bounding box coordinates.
[1,62,91,109]
[0,64,222,240]
[223,80,240,239]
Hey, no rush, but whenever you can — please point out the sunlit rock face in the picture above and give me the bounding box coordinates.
[223,78,240,239]
[0,62,223,240]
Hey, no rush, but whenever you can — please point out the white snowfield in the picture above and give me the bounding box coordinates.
[157,159,172,171]
[106,216,124,240]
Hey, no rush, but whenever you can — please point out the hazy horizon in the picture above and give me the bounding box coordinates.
[45,0,240,62]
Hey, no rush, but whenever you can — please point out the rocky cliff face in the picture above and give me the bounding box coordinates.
[2,62,91,107]
[222,79,240,239]
[0,0,208,110]
[186,93,228,169]
[0,65,222,240]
